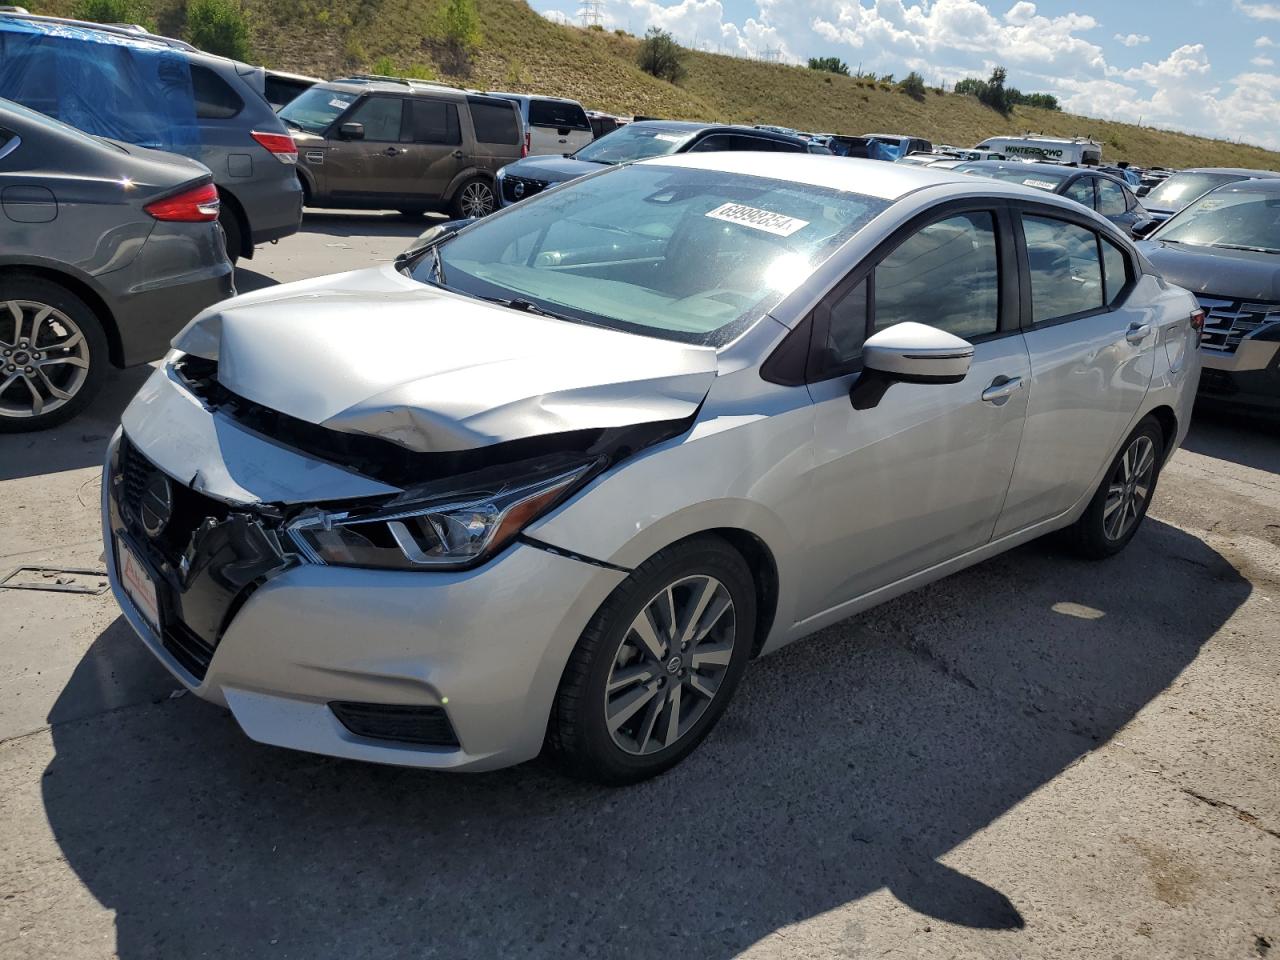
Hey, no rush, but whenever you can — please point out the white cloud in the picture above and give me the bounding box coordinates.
[1257,35,1277,46]
[1236,0,1280,19]
[1114,32,1150,47]
[1253,55,1276,66]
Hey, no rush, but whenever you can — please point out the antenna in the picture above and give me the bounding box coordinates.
[578,0,604,28]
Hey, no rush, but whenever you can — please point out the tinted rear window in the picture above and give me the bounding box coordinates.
[467,97,519,144]
[409,99,460,144]
[192,65,243,120]
[529,99,589,130]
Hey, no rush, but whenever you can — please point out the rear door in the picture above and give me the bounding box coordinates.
[324,94,413,201]
[400,96,466,200]
[527,99,591,155]
[800,204,1031,616]
[993,207,1155,536]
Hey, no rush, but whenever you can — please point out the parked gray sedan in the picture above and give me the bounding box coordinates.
[105,155,1200,783]
[0,99,232,430]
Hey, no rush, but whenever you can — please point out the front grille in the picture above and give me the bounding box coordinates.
[1196,295,1276,353]
[163,617,217,679]
[501,175,548,204]
[329,702,460,747]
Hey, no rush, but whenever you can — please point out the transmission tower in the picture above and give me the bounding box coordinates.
[578,0,604,28]
[761,46,781,63]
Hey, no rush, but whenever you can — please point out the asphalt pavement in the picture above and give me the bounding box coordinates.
[0,212,1277,960]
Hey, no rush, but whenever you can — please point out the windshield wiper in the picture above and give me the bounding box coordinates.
[431,244,447,286]
[1211,243,1280,255]
[472,293,575,321]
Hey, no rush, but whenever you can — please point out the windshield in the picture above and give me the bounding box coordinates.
[1144,172,1244,211]
[415,164,890,345]
[278,86,358,134]
[1153,189,1280,253]
[572,125,696,165]
[958,163,1070,191]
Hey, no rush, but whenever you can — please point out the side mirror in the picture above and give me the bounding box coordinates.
[851,322,974,410]
[338,122,364,141]
[1131,218,1159,238]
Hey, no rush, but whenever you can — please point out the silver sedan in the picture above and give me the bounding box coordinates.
[103,153,1203,783]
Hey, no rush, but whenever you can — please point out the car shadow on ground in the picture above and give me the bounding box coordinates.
[301,208,445,241]
[0,365,151,482]
[1183,403,1280,474]
[40,517,1248,958]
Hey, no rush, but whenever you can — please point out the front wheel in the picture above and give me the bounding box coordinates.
[1067,416,1164,558]
[547,536,756,785]
[450,177,496,219]
[0,276,108,432]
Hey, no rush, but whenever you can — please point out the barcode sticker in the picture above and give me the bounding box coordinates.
[705,202,810,237]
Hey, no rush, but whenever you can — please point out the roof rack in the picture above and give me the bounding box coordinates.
[333,74,470,91]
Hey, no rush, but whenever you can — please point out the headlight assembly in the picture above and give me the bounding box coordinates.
[286,456,598,570]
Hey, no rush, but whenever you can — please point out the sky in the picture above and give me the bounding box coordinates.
[533,0,1280,150]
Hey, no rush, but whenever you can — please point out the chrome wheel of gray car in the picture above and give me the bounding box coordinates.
[604,574,736,756]
[1104,434,1156,541]
[0,300,91,421]
[458,180,495,218]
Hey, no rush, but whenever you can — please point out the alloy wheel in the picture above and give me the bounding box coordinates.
[0,300,91,421]
[603,574,736,756]
[1103,434,1156,541]
[459,181,495,217]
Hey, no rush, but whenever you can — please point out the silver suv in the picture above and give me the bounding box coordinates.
[485,92,593,156]
[282,79,523,218]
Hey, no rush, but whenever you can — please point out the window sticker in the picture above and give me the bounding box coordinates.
[653,133,683,143]
[330,97,353,109]
[1022,178,1058,190]
[705,202,810,237]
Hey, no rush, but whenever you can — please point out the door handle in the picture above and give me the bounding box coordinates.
[1126,322,1152,344]
[382,147,404,157]
[981,376,1024,404]
[452,150,465,159]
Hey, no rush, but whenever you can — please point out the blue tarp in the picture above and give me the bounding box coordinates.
[867,139,906,162]
[0,18,199,151]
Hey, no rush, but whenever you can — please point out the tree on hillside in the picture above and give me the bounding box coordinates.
[437,0,481,61]
[638,27,686,83]
[954,67,1060,113]
[73,0,151,28]
[186,0,251,60]
[807,56,850,76]
[897,70,926,100]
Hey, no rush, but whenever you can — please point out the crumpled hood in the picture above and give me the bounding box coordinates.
[1138,240,1280,301]
[502,155,604,184]
[172,265,718,453]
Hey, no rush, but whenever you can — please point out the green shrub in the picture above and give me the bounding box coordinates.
[72,0,151,27]
[436,0,481,56]
[185,0,252,61]
[897,70,926,101]
[404,62,437,80]
[587,22,603,31]
[343,36,366,66]
[372,54,396,75]
[807,56,849,76]
[637,27,685,83]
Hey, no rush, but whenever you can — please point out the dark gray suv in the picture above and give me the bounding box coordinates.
[0,99,233,430]
[0,13,302,263]
[281,79,524,218]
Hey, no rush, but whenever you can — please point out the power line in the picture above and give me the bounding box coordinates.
[578,0,604,28]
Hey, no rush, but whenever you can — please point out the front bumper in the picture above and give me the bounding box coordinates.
[102,428,627,771]
[1198,338,1280,414]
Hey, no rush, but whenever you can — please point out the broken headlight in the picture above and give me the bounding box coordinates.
[286,457,597,570]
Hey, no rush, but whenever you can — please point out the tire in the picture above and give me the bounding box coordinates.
[547,535,756,785]
[1066,415,1164,559]
[0,275,109,432]
[217,206,242,265]
[449,177,496,219]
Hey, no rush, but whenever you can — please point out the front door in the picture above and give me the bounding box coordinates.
[800,208,1031,619]
[993,210,1155,537]
[324,95,415,202]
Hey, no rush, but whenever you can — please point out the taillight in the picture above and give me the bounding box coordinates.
[144,182,220,222]
[522,130,530,158]
[1190,308,1206,339]
[251,130,298,164]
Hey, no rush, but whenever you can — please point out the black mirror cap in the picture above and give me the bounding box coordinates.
[339,122,365,141]
[1132,219,1159,238]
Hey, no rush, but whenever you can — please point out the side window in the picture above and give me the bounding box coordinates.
[1064,177,1096,209]
[528,99,590,130]
[1100,237,1131,305]
[347,96,403,142]
[1097,178,1128,217]
[408,99,460,145]
[824,278,869,367]
[467,98,518,144]
[191,65,244,120]
[874,212,1001,339]
[1022,215,1105,323]
[687,134,733,153]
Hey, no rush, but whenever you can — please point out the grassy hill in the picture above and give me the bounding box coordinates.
[37,0,1280,169]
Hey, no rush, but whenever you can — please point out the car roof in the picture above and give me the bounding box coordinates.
[1174,167,1280,177]
[0,10,197,48]
[484,91,584,104]
[321,78,477,100]
[1213,177,1280,193]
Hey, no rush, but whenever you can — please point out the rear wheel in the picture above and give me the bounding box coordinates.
[1067,416,1164,558]
[450,177,495,219]
[0,277,108,432]
[547,536,755,784]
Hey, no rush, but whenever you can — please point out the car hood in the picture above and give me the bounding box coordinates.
[1138,240,1280,301]
[171,265,718,453]
[503,155,606,183]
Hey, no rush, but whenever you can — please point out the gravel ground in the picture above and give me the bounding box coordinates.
[1,212,1277,960]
